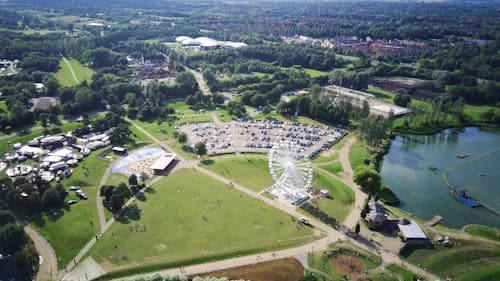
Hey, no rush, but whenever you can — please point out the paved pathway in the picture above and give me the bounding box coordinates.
[15,217,58,281]
[184,67,211,96]
[96,166,112,229]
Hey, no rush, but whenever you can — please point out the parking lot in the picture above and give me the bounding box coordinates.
[176,120,346,157]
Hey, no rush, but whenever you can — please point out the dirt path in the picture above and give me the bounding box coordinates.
[62,56,79,84]
[185,67,211,96]
[16,218,58,281]
[96,166,112,229]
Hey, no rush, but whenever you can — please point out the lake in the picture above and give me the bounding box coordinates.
[380,127,500,229]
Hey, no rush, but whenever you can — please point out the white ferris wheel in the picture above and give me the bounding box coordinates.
[268,141,313,203]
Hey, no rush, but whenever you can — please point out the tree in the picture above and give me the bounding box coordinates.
[0,223,27,254]
[227,101,246,117]
[394,94,411,107]
[194,142,207,156]
[355,222,360,234]
[177,132,188,145]
[297,275,318,281]
[261,105,272,115]
[211,93,225,105]
[353,166,381,193]
[185,95,196,106]
[128,174,138,186]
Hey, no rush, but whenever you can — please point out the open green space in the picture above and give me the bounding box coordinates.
[89,169,319,276]
[55,59,93,87]
[367,87,396,104]
[316,162,343,176]
[29,147,111,268]
[455,265,500,281]
[307,242,382,280]
[308,169,354,222]
[464,225,500,242]
[303,68,330,78]
[348,141,372,170]
[311,151,339,164]
[401,240,500,279]
[200,154,273,192]
[385,264,423,281]
[463,103,498,122]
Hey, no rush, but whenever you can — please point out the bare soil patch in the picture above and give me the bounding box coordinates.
[331,254,365,274]
[193,258,304,281]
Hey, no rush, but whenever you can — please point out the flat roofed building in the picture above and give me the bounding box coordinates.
[112,146,127,154]
[398,219,428,241]
[150,153,177,174]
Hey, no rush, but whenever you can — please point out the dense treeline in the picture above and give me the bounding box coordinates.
[0,209,39,281]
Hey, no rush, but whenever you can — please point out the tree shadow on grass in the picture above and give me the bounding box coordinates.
[30,213,46,227]
[200,159,214,166]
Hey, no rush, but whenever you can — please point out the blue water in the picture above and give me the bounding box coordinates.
[380,127,500,229]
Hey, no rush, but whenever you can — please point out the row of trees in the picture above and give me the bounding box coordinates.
[0,210,39,281]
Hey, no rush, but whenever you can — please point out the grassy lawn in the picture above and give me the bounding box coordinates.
[200,154,273,192]
[348,141,371,170]
[464,225,500,242]
[401,240,500,279]
[55,59,93,87]
[316,162,343,176]
[307,169,355,222]
[463,103,498,122]
[455,265,500,281]
[0,122,81,154]
[29,147,111,268]
[367,87,396,104]
[303,68,330,78]
[311,152,339,164]
[385,264,423,281]
[308,242,381,280]
[0,101,8,113]
[89,169,319,276]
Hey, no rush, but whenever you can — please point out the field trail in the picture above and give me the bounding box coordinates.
[62,56,80,84]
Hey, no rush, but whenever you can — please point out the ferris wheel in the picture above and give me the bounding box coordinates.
[268,141,313,202]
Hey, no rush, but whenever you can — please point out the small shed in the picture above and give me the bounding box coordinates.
[398,220,428,242]
[112,146,127,155]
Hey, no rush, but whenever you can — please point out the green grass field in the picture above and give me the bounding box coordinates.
[89,169,319,275]
[308,242,382,280]
[401,240,500,279]
[55,59,93,87]
[463,103,498,122]
[308,169,354,222]
[367,87,396,104]
[316,162,343,176]
[29,147,112,268]
[348,141,371,170]
[311,152,339,164]
[464,225,500,242]
[385,264,423,281]
[303,68,330,78]
[200,154,273,192]
[0,101,8,113]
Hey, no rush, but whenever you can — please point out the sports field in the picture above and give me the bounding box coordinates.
[89,169,319,274]
[200,154,273,192]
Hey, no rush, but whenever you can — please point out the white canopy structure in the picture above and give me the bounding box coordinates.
[268,141,312,204]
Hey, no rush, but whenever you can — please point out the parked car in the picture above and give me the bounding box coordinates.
[67,200,78,205]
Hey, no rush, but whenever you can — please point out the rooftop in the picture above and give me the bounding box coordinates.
[150,153,177,170]
[398,220,427,239]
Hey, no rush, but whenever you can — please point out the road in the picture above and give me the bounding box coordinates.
[15,217,58,281]
[62,56,80,84]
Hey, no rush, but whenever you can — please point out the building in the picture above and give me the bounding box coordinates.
[370,77,448,101]
[150,153,177,174]
[112,146,127,155]
[366,202,387,229]
[397,219,428,242]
